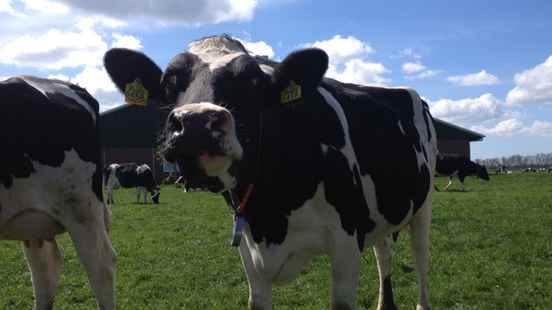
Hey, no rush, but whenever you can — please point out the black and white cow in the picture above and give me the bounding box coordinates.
[104,35,437,310]
[435,155,490,191]
[104,162,160,204]
[0,76,116,309]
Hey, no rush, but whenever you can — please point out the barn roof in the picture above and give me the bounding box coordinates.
[99,104,485,147]
[433,118,485,141]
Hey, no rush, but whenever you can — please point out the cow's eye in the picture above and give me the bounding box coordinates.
[165,76,179,103]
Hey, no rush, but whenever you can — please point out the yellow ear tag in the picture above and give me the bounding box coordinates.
[124,78,149,106]
[280,80,302,104]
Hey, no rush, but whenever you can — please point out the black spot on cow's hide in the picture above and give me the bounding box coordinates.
[323,146,375,250]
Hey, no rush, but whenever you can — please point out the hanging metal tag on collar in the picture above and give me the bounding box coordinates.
[222,191,247,247]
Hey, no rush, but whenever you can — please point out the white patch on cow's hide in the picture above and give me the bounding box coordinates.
[240,182,359,285]
[22,77,97,123]
[0,149,100,241]
[136,164,150,174]
[189,37,246,72]
[259,64,274,75]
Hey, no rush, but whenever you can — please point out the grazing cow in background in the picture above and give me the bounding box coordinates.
[496,165,511,175]
[104,163,160,204]
[0,76,116,309]
[104,35,437,310]
[435,155,490,191]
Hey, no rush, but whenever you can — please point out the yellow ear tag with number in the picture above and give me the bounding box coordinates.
[280,80,302,104]
[124,78,149,106]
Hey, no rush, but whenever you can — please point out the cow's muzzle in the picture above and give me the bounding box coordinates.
[161,103,241,192]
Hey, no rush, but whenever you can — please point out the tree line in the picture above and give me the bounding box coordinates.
[475,152,552,169]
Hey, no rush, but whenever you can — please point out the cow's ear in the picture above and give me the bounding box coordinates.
[272,48,328,101]
[104,48,164,103]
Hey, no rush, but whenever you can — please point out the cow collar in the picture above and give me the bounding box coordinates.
[221,105,264,247]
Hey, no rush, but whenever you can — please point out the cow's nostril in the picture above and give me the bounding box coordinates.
[210,110,231,131]
[168,114,183,133]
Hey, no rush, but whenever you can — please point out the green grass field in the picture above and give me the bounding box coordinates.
[1,173,551,309]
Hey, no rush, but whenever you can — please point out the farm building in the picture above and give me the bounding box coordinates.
[99,104,485,181]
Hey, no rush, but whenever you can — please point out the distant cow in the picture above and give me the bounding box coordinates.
[104,163,160,204]
[496,165,512,175]
[105,35,437,310]
[436,155,490,191]
[0,76,116,309]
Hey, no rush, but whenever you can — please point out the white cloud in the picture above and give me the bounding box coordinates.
[402,62,426,74]
[46,67,122,111]
[0,19,108,69]
[0,0,16,15]
[327,59,390,86]
[72,65,117,94]
[302,35,389,86]
[401,60,440,80]
[308,34,373,64]
[429,93,503,124]
[414,69,441,79]
[506,55,552,106]
[239,39,274,58]
[472,119,552,137]
[396,48,422,60]
[53,0,258,25]
[429,92,552,137]
[472,118,523,136]
[21,0,69,14]
[447,70,500,86]
[520,120,552,136]
[111,33,143,50]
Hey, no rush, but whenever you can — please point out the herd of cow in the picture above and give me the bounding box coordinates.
[1,35,495,310]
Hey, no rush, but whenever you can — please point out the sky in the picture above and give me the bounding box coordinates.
[1,0,551,159]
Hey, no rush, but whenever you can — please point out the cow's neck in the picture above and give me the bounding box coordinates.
[230,106,267,212]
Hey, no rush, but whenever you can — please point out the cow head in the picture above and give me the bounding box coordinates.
[476,164,490,181]
[104,35,328,192]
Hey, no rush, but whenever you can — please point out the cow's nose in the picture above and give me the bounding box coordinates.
[170,103,232,135]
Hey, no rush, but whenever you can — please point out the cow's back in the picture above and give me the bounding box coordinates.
[0,76,102,200]
[320,80,437,227]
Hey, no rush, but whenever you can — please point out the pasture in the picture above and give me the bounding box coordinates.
[1,173,551,309]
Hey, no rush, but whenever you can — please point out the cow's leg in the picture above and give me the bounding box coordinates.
[409,200,432,310]
[107,187,115,205]
[330,239,361,310]
[239,242,272,310]
[65,203,116,310]
[135,187,140,204]
[443,176,453,191]
[373,237,397,310]
[458,176,466,191]
[23,239,64,310]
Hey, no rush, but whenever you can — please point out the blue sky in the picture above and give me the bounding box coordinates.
[1,0,551,159]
